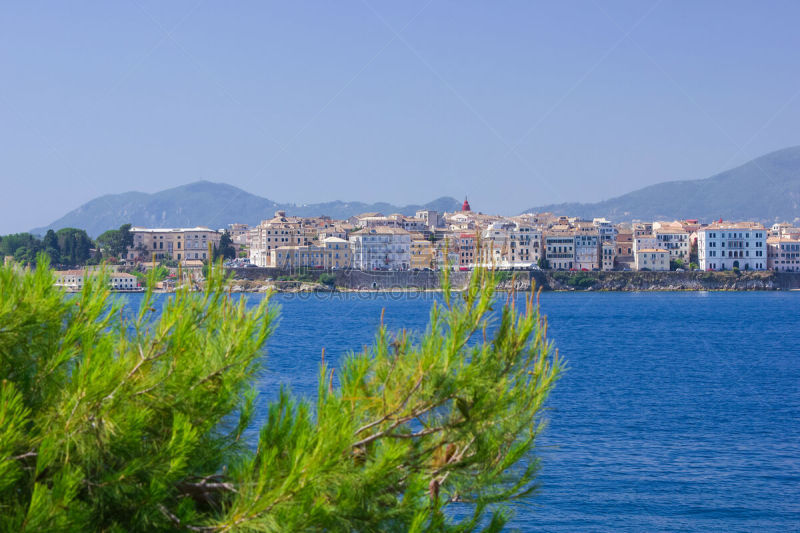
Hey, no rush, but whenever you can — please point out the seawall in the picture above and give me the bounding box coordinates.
[228,267,471,290]
[228,268,800,292]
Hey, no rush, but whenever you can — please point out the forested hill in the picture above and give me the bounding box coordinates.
[524,146,800,223]
[32,181,461,237]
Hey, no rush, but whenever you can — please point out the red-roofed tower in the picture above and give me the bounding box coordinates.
[462,197,471,212]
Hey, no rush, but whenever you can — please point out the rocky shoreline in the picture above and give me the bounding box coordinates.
[221,269,800,293]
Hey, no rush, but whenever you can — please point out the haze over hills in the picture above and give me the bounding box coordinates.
[524,146,800,224]
[31,182,462,237]
[29,147,800,237]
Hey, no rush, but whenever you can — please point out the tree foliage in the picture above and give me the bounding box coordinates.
[0,233,44,265]
[55,228,94,266]
[97,224,134,260]
[0,229,96,267]
[0,259,561,531]
[213,231,236,261]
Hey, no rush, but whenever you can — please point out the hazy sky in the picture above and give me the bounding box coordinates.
[2,1,800,233]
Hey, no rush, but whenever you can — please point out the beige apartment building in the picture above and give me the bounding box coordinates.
[270,237,352,269]
[249,211,314,267]
[635,249,670,271]
[767,236,800,272]
[653,222,690,262]
[126,227,221,263]
[227,223,251,245]
[410,237,435,270]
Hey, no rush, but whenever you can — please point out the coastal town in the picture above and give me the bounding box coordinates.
[6,197,798,292]
[119,198,799,274]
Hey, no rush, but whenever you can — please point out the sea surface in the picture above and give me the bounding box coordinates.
[125,290,800,531]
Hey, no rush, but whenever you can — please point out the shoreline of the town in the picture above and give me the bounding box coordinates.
[213,269,800,294]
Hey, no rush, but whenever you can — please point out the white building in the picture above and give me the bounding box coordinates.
[54,269,85,291]
[55,270,139,291]
[349,227,411,270]
[415,209,442,229]
[110,272,139,290]
[593,218,618,242]
[574,231,600,270]
[697,223,767,271]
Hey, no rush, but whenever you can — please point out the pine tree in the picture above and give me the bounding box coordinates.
[0,257,561,531]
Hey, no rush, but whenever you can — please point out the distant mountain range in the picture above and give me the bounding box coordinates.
[31,146,800,237]
[524,146,800,224]
[32,182,462,237]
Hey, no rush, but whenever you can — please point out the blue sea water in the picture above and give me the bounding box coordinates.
[127,291,800,531]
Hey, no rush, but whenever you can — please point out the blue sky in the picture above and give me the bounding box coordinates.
[2,1,799,233]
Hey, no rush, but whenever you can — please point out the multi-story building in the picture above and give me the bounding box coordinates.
[767,236,800,272]
[227,223,251,246]
[322,237,352,269]
[770,222,795,237]
[633,235,658,255]
[614,230,633,270]
[632,222,653,237]
[270,237,352,270]
[385,214,428,233]
[573,229,600,270]
[410,237,435,270]
[653,222,690,263]
[635,249,670,271]
[510,225,541,266]
[697,223,767,271]
[593,218,618,242]
[435,239,461,270]
[415,209,442,230]
[54,269,86,290]
[544,231,574,270]
[601,241,616,271]
[110,272,139,290]
[318,229,348,241]
[55,270,139,290]
[127,227,221,264]
[249,211,312,267]
[457,232,477,267]
[349,212,391,228]
[349,227,411,270]
[477,222,540,268]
